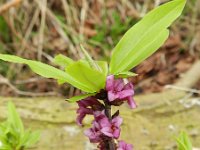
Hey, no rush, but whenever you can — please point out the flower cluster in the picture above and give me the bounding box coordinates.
[76,75,136,150]
[106,75,136,109]
[84,111,122,143]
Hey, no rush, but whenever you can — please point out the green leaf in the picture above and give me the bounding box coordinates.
[7,101,24,135]
[176,131,193,150]
[96,61,108,76]
[80,45,101,72]
[0,54,97,92]
[65,61,106,92]
[0,122,7,135]
[0,144,12,150]
[115,71,138,78]
[20,130,40,148]
[66,93,96,103]
[81,60,108,76]
[53,54,74,68]
[110,0,186,74]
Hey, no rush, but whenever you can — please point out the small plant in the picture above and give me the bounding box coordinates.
[0,102,40,150]
[176,131,193,150]
[0,0,186,149]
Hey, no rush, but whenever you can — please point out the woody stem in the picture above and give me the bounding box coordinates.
[104,100,115,150]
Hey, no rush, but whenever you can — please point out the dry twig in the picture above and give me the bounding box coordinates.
[0,75,57,97]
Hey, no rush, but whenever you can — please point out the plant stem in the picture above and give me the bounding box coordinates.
[104,101,115,150]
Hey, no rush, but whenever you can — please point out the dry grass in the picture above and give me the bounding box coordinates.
[0,0,199,96]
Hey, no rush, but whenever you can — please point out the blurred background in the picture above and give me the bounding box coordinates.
[0,0,200,149]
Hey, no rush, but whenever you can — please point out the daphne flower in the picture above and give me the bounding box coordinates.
[85,110,123,143]
[117,141,133,150]
[94,111,123,139]
[99,115,122,139]
[84,121,102,143]
[76,97,103,126]
[106,75,136,109]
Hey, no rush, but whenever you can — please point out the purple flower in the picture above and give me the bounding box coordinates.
[76,97,103,126]
[106,75,136,109]
[94,111,122,139]
[99,116,122,139]
[117,141,133,150]
[84,111,123,142]
[84,121,102,143]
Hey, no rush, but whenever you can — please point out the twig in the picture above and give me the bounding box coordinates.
[0,75,57,97]
[15,77,53,84]
[18,8,40,56]
[0,0,22,14]
[38,0,47,60]
[165,85,200,94]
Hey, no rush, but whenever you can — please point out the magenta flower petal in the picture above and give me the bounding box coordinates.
[112,116,123,127]
[118,89,134,99]
[108,91,118,102]
[117,141,133,150]
[105,75,136,109]
[101,127,114,137]
[127,97,137,109]
[106,75,115,91]
[84,127,101,143]
[98,117,111,128]
[124,82,134,90]
[76,97,103,126]
[114,79,124,91]
[76,107,93,126]
[113,128,121,139]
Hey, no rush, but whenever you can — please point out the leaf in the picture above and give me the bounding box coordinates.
[53,54,74,68]
[65,60,106,92]
[0,54,97,92]
[66,93,96,103]
[96,61,108,76]
[7,101,24,135]
[81,60,108,76]
[0,144,12,150]
[115,71,138,78]
[110,0,186,74]
[20,130,40,148]
[80,45,101,71]
[176,131,193,150]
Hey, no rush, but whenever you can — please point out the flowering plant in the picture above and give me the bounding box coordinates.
[0,0,186,149]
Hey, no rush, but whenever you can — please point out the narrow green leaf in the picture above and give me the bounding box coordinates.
[96,61,108,76]
[80,44,101,71]
[81,60,108,76]
[53,54,74,68]
[176,138,188,150]
[65,61,106,92]
[22,131,40,148]
[66,93,96,103]
[7,101,24,135]
[176,131,193,150]
[115,71,138,78]
[0,54,96,92]
[110,0,186,74]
